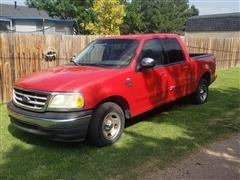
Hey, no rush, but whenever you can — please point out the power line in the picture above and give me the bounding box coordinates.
[186,45,240,54]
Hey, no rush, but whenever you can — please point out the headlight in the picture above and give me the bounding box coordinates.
[48,93,84,110]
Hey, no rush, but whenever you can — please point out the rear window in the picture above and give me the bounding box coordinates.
[162,38,185,64]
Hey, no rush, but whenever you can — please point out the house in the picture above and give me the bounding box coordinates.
[0,3,75,35]
[185,13,240,38]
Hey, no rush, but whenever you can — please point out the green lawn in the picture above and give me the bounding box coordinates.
[0,68,240,179]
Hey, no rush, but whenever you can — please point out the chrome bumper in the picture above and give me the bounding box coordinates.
[8,106,91,129]
[7,101,93,141]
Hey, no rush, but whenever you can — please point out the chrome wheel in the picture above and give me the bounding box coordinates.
[199,83,208,102]
[102,112,121,141]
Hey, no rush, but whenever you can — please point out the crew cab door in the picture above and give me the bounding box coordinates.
[161,38,191,100]
[132,38,170,114]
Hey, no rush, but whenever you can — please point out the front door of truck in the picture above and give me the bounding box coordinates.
[132,38,170,114]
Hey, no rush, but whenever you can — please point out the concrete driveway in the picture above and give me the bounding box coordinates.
[147,134,240,180]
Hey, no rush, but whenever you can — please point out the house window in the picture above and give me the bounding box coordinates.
[0,20,10,31]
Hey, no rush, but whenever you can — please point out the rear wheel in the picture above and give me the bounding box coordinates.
[193,79,209,104]
[87,102,125,147]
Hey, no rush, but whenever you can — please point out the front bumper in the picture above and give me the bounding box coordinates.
[7,101,93,142]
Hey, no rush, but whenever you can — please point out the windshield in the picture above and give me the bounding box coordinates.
[73,39,140,67]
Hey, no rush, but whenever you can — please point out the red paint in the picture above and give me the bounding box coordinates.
[15,34,216,117]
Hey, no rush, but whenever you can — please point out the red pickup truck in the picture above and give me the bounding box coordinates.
[7,34,216,146]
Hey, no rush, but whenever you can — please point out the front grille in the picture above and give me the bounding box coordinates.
[13,88,49,111]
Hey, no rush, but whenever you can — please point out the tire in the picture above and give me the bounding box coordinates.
[87,102,125,147]
[193,78,209,104]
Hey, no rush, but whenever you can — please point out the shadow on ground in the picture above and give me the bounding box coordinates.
[1,87,239,179]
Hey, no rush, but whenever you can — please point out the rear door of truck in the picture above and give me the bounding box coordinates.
[161,38,192,101]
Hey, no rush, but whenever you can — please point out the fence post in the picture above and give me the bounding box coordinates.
[8,33,15,84]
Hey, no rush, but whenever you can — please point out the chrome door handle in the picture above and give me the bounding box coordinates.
[170,86,176,91]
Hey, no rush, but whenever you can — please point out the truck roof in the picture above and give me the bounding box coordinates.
[98,34,180,40]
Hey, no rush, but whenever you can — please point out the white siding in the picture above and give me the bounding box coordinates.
[44,22,56,34]
[15,20,36,32]
[12,20,73,35]
[185,32,240,38]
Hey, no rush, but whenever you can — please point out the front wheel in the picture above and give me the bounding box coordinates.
[87,102,125,147]
[193,79,209,104]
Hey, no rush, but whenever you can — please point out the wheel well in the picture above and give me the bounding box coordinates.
[97,96,131,119]
[201,72,211,85]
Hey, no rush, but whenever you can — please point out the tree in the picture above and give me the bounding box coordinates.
[189,5,199,16]
[85,0,126,35]
[122,0,199,34]
[26,0,93,34]
[120,0,143,34]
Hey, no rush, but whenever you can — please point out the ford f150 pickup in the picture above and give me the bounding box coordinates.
[7,34,216,146]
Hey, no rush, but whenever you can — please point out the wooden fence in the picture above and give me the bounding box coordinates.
[0,33,239,102]
[185,37,240,70]
[0,34,105,102]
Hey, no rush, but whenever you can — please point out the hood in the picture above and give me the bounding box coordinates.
[15,65,119,92]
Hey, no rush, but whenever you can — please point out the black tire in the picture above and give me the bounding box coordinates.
[193,79,209,104]
[87,102,125,147]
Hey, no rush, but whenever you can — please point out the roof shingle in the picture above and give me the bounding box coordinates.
[186,13,240,32]
[0,4,49,18]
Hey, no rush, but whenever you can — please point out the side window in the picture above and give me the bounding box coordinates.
[141,39,165,66]
[162,38,185,64]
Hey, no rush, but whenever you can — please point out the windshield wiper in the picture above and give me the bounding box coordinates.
[70,60,79,66]
[77,63,112,68]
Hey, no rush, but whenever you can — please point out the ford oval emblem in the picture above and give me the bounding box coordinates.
[22,95,31,103]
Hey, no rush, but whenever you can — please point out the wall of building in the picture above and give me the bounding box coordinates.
[15,20,37,33]
[55,23,73,35]
[44,22,56,34]
[7,20,73,35]
[185,31,240,38]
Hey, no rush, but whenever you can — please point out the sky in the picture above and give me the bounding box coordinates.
[189,0,240,15]
[0,0,240,15]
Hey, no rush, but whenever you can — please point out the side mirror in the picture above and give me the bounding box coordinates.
[141,57,156,69]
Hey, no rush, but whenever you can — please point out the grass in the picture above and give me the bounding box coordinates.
[0,68,240,179]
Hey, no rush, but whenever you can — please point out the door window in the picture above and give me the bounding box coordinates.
[140,39,165,66]
[162,38,185,64]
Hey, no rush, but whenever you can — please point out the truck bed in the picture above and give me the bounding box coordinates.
[190,53,214,60]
